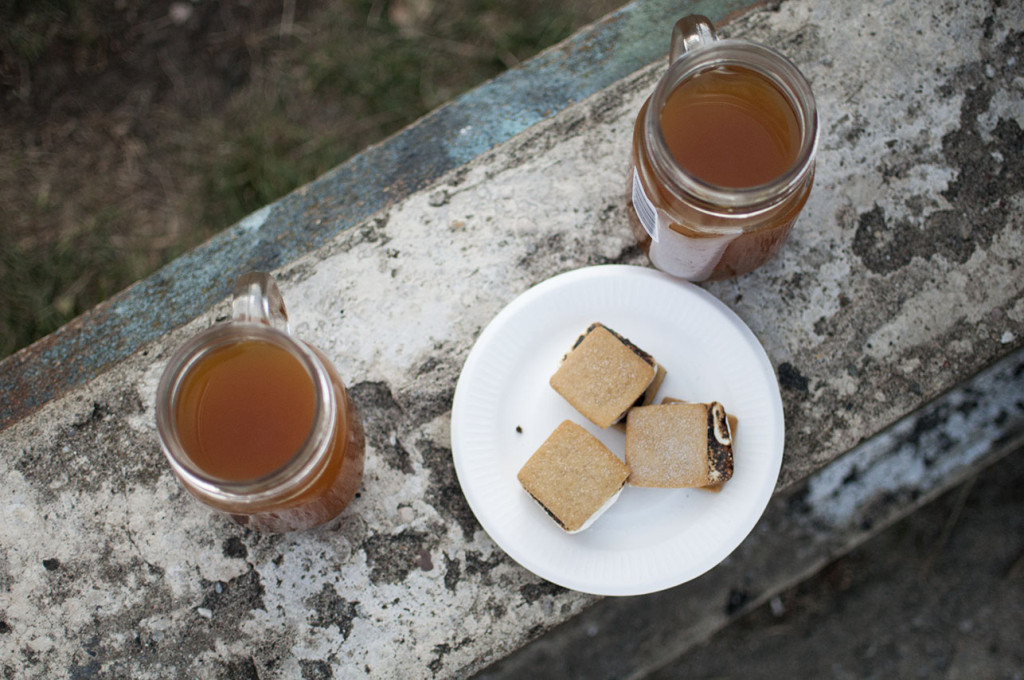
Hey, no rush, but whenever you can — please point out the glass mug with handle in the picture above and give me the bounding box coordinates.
[155,272,365,532]
[629,15,819,281]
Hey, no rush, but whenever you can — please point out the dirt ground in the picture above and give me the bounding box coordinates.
[0,0,620,356]
[649,451,1024,679]
[2,1,317,352]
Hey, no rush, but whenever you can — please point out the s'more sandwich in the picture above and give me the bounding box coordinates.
[625,401,734,488]
[549,323,664,429]
[517,420,629,533]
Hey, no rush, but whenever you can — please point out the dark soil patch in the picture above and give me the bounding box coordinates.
[0,0,620,356]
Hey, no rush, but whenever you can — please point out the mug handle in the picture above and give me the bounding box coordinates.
[232,272,291,333]
[670,15,717,62]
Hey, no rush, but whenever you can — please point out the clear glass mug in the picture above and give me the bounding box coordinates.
[628,15,819,281]
[155,272,365,532]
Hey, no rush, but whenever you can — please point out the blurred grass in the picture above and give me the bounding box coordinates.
[0,0,621,357]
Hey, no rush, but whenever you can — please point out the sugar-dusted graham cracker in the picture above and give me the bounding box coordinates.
[625,401,734,488]
[549,323,658,428]
[517,420,629,533]
[660,397,738,492]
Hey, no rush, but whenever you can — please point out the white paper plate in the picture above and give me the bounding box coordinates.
[450,265,783,595]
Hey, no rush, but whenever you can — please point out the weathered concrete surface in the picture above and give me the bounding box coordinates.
[1,0,1022,678]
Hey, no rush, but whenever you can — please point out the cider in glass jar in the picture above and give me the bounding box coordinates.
[629,16,818,281]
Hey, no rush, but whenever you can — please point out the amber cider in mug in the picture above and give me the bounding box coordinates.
[156,273,364,532]
[629,16,818,281]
